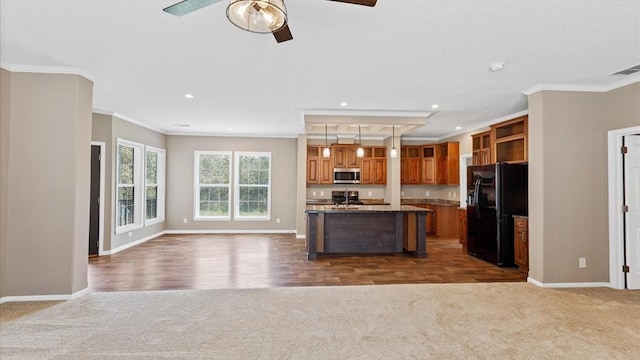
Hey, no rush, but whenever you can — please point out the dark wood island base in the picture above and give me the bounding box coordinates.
[305,205,430,259]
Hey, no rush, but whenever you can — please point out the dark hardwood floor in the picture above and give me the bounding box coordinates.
[88,234,526,292]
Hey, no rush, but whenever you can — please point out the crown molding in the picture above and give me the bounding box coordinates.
[165,131,299,139]
[0,62,96,82]
[92,109,167,135]
[522,74,640,95]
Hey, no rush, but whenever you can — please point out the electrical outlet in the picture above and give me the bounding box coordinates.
[183,218,187,224]
[448,192,452,197]
[312,191,316,196]
[425,191,430,196]
[453,192,456,198]
[579,258,587,268]
[276,218,281,224]
[128,232,132,238]
[320,191,324,196]
[368,191,372,196]
[401,191,405,197]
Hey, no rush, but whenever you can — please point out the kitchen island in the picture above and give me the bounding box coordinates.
[304,205,431,259]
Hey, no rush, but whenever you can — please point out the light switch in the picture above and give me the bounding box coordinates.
[368,191,372,196]
[312,191,316,196]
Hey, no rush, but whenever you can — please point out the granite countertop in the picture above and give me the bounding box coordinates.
[400,199,460,207]
[305,205,431,213]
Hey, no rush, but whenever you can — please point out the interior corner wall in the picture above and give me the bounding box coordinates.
[0,69,12,298]
[296,134,307,236]
[527,82,640,284]
[1,70,93,298]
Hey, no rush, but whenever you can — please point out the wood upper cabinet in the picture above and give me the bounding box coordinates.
[401,146,421,184]
[421,146,436,185]
[472,131,492,166]
[514,217,529,272]
[491,115,528,163]
[333,146,360,168]
[307,146,333,184]
[436,142,460,185]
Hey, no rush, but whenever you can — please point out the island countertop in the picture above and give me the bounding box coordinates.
[305,205,431,213]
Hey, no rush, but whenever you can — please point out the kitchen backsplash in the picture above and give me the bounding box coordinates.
[306,184,462,201]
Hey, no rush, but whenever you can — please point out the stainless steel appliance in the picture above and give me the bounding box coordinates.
[333,168,361,184]
[467,163,528,267]
[331,190,363,205]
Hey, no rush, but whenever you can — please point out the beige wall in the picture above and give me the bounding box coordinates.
[0,69,11,297]
[91,113,167,251]
[166,135,298,231]
[528,82,640,284]
[0,70,93,298]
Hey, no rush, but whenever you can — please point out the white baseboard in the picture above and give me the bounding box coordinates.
[103,231,166,255]
[0,287,88,304]
[528,277,610,288]
[164,229,296,235]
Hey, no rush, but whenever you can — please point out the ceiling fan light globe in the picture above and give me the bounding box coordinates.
[227,0,287,34]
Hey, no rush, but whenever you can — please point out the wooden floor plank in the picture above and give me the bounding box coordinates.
[88,234,526,292]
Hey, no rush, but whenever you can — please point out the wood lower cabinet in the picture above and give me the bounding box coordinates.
[514,216,529,272]
[458,208,467,248]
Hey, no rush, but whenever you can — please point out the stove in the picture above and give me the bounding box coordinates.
[331,190,363,205]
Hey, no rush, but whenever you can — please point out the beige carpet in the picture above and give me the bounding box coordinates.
[1,283,639,359]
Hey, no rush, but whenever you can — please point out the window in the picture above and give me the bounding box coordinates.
[195,151,232,220]
[145,146,165,225]
[235,152,271,220]
[116,139,144,233]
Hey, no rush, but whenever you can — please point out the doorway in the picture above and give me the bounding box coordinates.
[89,142,105,257]
[608,126,640,289]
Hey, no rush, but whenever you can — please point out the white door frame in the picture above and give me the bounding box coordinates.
[91,141,106,256]
[607,125,640,289]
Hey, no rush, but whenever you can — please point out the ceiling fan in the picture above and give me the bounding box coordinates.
[163,0,377,43]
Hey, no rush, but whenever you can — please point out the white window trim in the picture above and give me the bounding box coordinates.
[115,138,144,234]
[194,151,232,221]
[144,146,166,226]
[234,151,271,221]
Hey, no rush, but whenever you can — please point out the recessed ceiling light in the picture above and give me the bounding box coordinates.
[185,93,194,99]
[227,128,233,131]
[340,102,348,107]
[489,62,505,72]
[431,104,439,109]
[455,126,462,130]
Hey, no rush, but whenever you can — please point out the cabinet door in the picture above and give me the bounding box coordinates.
[480,149,491,165]
[346,147,360,168]
[514,227,528,268]
[437,155,448,184]
[408,158,421,184]
[373,158,386,184]
[307,157,319,184]
[319,157,333,184]
[422,158,435,184]
[333,146,346,168]
[360,158,373,184]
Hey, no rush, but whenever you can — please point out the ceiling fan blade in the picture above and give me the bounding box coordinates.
[163,0,224,16]
[328,0,377,6]
[273,24,293,43]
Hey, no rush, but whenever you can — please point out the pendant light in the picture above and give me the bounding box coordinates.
[356,125,364,158]
[390,125,398,158]
[322,124,331,157]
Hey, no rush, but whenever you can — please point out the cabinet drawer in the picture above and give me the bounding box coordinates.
[514,218,528,228]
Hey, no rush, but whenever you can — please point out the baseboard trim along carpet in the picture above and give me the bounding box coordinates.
[0,287,88,304]
[528,277,610,288]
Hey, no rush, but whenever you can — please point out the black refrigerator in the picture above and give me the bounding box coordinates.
[466,163,528,267]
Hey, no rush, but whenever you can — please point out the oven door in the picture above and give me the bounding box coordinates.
[333,168,361,184]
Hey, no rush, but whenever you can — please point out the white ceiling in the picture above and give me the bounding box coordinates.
[1,0,639,139]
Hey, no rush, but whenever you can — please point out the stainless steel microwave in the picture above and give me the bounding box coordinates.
[334,168,361,184]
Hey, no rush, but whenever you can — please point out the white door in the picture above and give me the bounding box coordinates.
[625,135,640,289]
